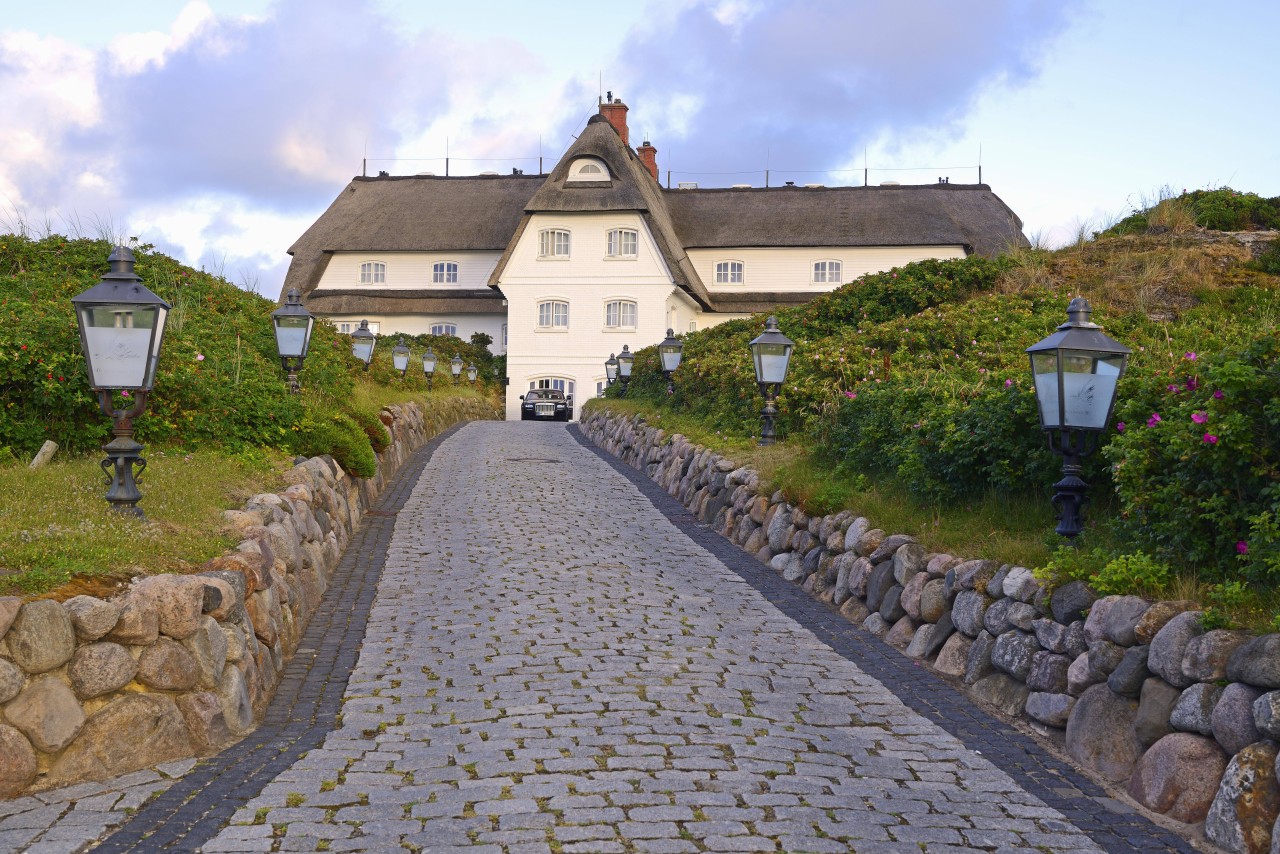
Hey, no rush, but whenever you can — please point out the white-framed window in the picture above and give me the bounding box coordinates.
[537,300,569,329]
[432,261,459,283]
[501,323,508,346]
[813,260,843,283]
[430,323,458,337]
[607,229,638,258]
[596,380,606,398]
[604,300,637,329]
[531,377,575,397]
[338,322,352,334]
[567,157,611,182]
[715,260,743,284]
[538,229,571,258]
[359,261,386,284]
[688,320,697,333]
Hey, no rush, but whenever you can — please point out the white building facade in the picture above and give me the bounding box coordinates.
[284,98,1026,420]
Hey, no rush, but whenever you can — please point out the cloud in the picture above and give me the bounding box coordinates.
[610,0,1080,183]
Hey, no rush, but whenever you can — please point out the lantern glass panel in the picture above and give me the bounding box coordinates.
[605,359,618,382]
[467,365,477,381]
[617,354,634,378]
[659,345,682,373]
[393,351,409,372]
[752,342,791,385]
[1033,349,1123,430]
[80,303,166,389]
[423,352,437,372]
[274,316,312,358]
[352,338,375,363]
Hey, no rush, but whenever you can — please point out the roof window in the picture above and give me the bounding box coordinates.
[567,157,611,182]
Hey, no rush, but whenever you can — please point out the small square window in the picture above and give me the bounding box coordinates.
[538,230,571,258]
[715,261,743,284]
[432,262,459,283]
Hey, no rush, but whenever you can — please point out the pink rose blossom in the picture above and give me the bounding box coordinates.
[1146,413,1161,427]
[1213,390,1224,400]
[1116,422,1126,432]
[1184,352,1197,361]
[1004,379,1013,388]
[1191,411,1207,424]
[1237,541,1249,555]
[1203,433,1218,444]
[196,353,205,361]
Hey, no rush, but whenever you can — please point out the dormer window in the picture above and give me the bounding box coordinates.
[359,261,385,284]
[432,261,459,284]
[715,261,744,284]
[813,260,843,283]
[566,157,612,183]
[607,229,638,258]
[538,229,571,258]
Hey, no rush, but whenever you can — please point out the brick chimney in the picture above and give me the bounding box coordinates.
[599,93,629,146]
[637,138,658,182]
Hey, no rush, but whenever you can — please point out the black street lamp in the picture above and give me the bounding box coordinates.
[450,354,464,384]
[466,363,478,383]
[605,353,619,388]
[748,316,795,446]
[71,246,171,516]
[1026,297,1130,540]
[422,347,437,387]
[392,337,411,376]
[351,320,376,371]
[271,288,314,394]
[616,344,634,396]
[658,328,684,395]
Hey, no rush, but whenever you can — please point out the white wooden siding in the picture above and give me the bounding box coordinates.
[687,245,966,293]
[317,251,503,290]
[322,313,507,355]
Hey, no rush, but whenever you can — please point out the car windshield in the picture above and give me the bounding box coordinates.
[527,390,564,401]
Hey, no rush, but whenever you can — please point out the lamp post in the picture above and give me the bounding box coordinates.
[1026,297,1130,540]
[71,246,171,516]
[466,363,478,383]
[450,354,463,384]
[616,344,634,396]
[748,316,795,446]
[271,288,314,394]
[422,348,437,387]
[392,336,411,376]
[605,353,619,388]
[658,328,684,395]
[351,320,376,371]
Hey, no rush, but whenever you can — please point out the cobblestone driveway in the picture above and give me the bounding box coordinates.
[184,421,1109,853]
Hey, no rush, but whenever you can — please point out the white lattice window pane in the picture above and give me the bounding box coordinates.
[621,302,636,326]
[606,302,619,326]
[829,261,841,282]
[556,232,569,256]
[555,302,568,326]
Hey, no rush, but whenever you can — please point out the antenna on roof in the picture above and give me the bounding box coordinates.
[978,143,983,184]
[598,72,602,105]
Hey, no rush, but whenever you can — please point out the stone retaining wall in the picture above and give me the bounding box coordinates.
[583,408,1280,854]
[0,398,498,799]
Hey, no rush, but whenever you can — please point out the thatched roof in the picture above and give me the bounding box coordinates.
[488,116,712,308]
[284,174,543,296]
[304,289,505,315]
[664,183,1025,258]
[709,291,829,314]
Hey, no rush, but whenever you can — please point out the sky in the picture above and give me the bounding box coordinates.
[1,0,1277,298]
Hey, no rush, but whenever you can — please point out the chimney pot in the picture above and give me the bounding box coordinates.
[599,97,629,146]
[637,138,658,182]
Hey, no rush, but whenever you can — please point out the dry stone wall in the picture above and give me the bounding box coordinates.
[0,398,498,799]
[583,408,1280,854]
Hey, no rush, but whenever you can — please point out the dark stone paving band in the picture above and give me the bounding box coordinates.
[569,424,1195,854]
[94,422,468,853]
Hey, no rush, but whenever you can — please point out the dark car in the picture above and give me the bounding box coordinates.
[520,389,573,421]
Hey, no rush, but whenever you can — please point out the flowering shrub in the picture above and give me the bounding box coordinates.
[1105,188,1280,235]
[1104,335,1280,583]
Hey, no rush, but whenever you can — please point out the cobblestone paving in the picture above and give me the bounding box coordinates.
[179,421,1116,854]
[0,761,194,854]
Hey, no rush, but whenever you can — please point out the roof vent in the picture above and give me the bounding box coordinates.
[804,183,824,189]
[785,181,795,187]
[479,171,499,176]
[731,183,751,189]
[880,181,900,186]
[677,182,698,190]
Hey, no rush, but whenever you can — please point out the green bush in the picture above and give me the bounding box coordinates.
[349,406,391,452]
[1104,188,1280,236]
[287,411,376,478]
[1104,335,1280,583]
